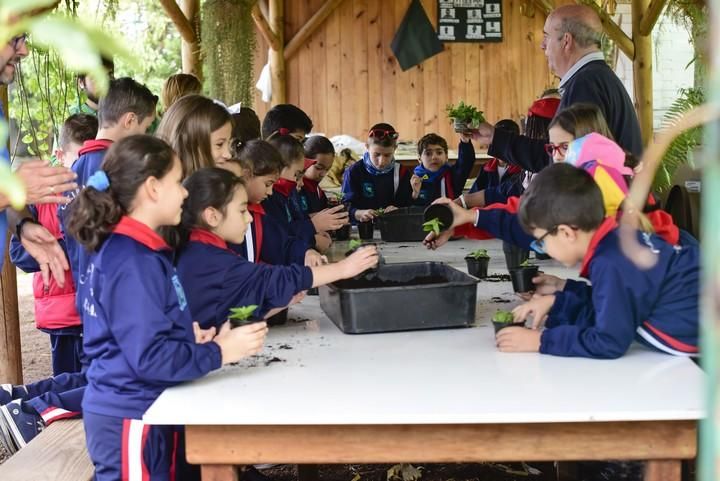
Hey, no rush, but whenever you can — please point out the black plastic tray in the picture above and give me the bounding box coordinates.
[375,207,427,242]
[319,262,478,334]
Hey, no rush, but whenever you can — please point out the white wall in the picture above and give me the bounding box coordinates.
[611,5,696,130]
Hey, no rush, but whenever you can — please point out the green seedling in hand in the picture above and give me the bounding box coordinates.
[228,305,259,328]
[422,218,444,236]
[445,101,486,128]
[373,208,386,217]
[348,239,363,251]
[492,309,515,324]
[467,249,489,259]
[519,259,536,268]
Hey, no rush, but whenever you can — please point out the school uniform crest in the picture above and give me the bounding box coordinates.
[171,274,188,311]
[362,182,375,198]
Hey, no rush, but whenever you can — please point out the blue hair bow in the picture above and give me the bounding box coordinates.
[87,170,110,192]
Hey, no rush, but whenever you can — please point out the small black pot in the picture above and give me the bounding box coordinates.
[423,204,454,232]
[307,287,319,296]
[266,308,288,326]
[492,320,526,333]
[357,221,374,240]
[509,266,539,293]
[465,256,489,278]
[333,223,351,241]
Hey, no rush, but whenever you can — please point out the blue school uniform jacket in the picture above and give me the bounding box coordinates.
[262,179,316,246]
[230,203,309,265]
[341,160,413,221]
[468,157,524,205]
[59,139,113,285]
[413,141,476,206]
[299,177,329,215]
[177,229,313,330]
[79,216,221,419]
[541,217,699,359]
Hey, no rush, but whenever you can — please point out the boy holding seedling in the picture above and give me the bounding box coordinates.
[496,163,699,359]
[410,132,475,206]
[342,123,413,222]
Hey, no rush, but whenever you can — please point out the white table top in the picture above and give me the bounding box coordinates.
[144,239,704,426]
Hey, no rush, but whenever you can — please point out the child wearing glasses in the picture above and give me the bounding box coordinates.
[341,123,413,222]
[497,163,699,359]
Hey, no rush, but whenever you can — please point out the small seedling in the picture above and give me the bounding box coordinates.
[519,259,536,268]
[348,239,363,251]
[467,249,489,259]
[228,305,259,327]
[445,101,485,128]
[492,309,515,324]
[373,208,386,217]
[422,218,444,236]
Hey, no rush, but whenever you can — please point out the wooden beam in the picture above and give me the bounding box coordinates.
[158,0,197,44]
[251,4,282,52]
[284,0,346,60]
[638,0,668,36]
[632,0,654,146]
[180,0,201,80]
[0,86,22,385]
[531,0,554,16]
[578,0,634,58]
[268,0,285,104]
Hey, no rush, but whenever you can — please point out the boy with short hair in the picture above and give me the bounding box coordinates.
[261,103,313,140]
[54,113,99,168]
[496,163,699,359]
[410,132,475,206]
[342,123,413,222]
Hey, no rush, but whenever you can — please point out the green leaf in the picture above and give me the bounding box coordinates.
[492,310,515,323]
[468,249,489,259]
[0,163,27,210]
[445,101,485,127]
[21,133,34,145]
[0,0,57,17]
[422,218,444,236]
[519,259,535,267]
[228,305,259,322]
[348,239,362,251]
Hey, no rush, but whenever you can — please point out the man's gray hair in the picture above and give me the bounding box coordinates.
[558,16,604,48]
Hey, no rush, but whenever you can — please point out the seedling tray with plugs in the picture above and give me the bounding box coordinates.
[319,261,478,334]
[375,207,427,242]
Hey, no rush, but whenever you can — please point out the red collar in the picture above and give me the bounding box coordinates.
[248,203,265,215]
[113,216,170,251]
[483,158,522,175]
[273,178,297,197]
[304,158,317,170]
[301,176,325,197]
[78,139,113,156]
[189,228,230,251]
[579,217,618,277]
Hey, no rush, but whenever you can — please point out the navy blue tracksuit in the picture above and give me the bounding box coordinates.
[341,161,413,221]
[262,180,317,247]
[413,141,476,206]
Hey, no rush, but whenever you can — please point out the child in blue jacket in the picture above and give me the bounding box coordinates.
[342,123,413,222]
[66,135,268,480]
[497,163,699,359]
[175,168,379,330]
[300,135,334,215]
[410,132,476,206]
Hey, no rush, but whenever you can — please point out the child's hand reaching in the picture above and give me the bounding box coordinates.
[459,132,473,143]
[512,294,556,329]
[214,321,268,364]
[383,205,399,214]
[339,245,379,278]
[314,232,332,252]
[423,227,454,250]
[410,175,422,199]
[531,274,566,295]
[355,209,376,222]
[305,249,328,267]
[192,322,217,344]
[311,204,349,232]
[495,327,541,352]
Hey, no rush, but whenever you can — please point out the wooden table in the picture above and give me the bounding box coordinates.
[143,239,704,481]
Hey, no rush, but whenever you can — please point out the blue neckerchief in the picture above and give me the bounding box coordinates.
[362,151,395,176]
[414,164,450,184]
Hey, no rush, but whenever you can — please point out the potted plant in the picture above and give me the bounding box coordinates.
[491,309,525,333]
[228,305,260,328]
[358,220,374,240]
[509,259,540,293]
[329,193,351,241]
[446,100,486,133]
[465,249,490,278]
[423,204,453,234]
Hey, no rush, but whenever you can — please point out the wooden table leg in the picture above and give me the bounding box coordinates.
[645,460,681,481]
[297,463,320,481]
[201,464,238,481]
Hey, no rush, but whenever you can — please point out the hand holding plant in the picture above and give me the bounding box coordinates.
[192,322,217,344]
[354,209,376,222]
[215,321,268,365]
[512,294,556,329]
[423,227,454,250]
[430,197,476,227]
[495,326,541,353]
[305,249,328,267]
[339,245,379,278]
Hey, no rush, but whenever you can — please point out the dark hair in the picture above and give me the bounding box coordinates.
[267,133,304,167]
[304,135,335,158]
[494,119,520,136]
[367,122,398,148]
[261,104,313,139]
[231,108,261,144]
[549,103,613,139]
[98,77,158,127]
[417,133,448,156]
[156,94,232,175]
[77,56,115,81]
[67,135,176,252]
[518,163,605,233]
[59,113,98,149]
[235,139,287,176]
[171,168,245,250]
[524,115,552,141]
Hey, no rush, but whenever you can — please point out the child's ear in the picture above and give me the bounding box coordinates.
[121,112,138,130]
[558,224,578,242]
[241,167,252,179]
[201,206,221,228]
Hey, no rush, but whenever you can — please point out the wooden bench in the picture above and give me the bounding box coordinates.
[0,419,93,480]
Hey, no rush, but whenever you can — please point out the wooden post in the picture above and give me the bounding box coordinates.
[638,0,668,36]
[0,86,22,385]
[631,0,654,146]
[268,0,285,105]
[181,0,202,81]
[251,4,282,52]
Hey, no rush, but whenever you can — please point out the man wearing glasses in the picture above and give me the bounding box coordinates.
[1,33,78,284]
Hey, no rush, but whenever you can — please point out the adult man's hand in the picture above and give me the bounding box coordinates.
[16,160,77,205]
[19,222,69,288]
[471,122,495,147]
